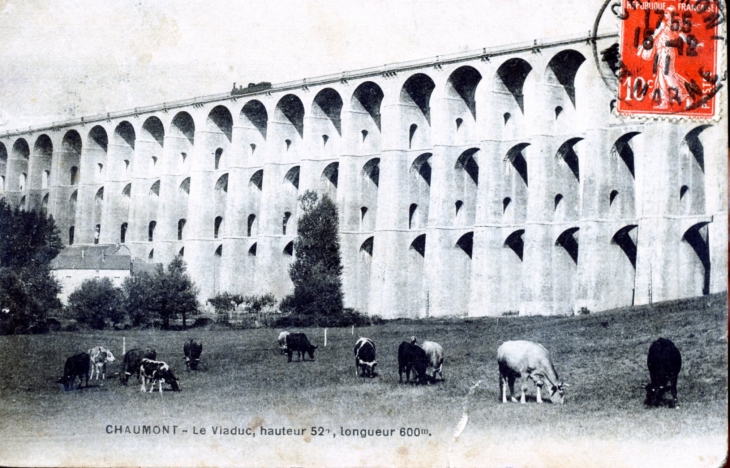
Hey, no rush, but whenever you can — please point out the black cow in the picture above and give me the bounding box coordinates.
[398,341,428,384]
[183,339,203,371]
[140,359,180,393]
[120,348,157,385]
[285,333,317,362]
[354,337,377,377]
[644,338,682,408]
[58,352,90,391]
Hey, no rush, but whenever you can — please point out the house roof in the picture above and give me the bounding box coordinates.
[51,244,132,271]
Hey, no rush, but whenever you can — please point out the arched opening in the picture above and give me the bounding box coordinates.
[241,100,268,139]
[284,241,294,256]
[207,105,233,142]
[70,166,79,185]
[362,158,380,187]
[149,180,160,198]
[250,170,263,191]
[505,143,529,186]
[312,88,343,135]
[678,125,710,216]
[214,148,223,170]
[496,58,533,112]
[556,227,580,264]
[409,124,418,149]
[31,135,53,194]
[148,221,156,242]
[545,50,587,107]
[142,116,165,146]
[361,159,379,232]
[179,177,190,194]
[504,229,525,261]
[120,223,128,244]
[275,94,305,138]
[456,232,474,258]
[446,66,482,120]
[248,243,257,256]
[148,249,154,260]
[407,234,427,317]
[171,112,196,145]
[455,148,479,226]
[114,121,136,150]
[321,162,339,198]
[357,236,374,312]
[215,173,228,193]
[178,219,186,240]
[94,224,100,244]
[68,226,75,245]
[283,212,291,235]
[609,132,639,218]
[682,222,711,296]
[214,216,223,239]
[352,81,384,131]
[409,153,431,229]
[401,74,435,124]
[284,166,300,190]
[247,214,257,237]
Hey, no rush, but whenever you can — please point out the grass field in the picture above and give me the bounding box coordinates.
[0,294,726,467]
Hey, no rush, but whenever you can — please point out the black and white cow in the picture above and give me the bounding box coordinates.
[183,339,203,371]
[120,348,157,385]
[398,341,428,384]
[285,333,317,362]
[88,346,115,381]
[644,337,682,408]
[354,337,377,377]
[58,352,90,391]
[140,358,180,393]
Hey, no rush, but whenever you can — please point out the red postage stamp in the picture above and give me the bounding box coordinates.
[617,0,724,118]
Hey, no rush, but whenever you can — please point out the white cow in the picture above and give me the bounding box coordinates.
[88,346,115,380]
[497,340,566,404]
[278,331,290,355]
[420,341,444,382]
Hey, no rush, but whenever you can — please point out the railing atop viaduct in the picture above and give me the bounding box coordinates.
[1,31,618,139]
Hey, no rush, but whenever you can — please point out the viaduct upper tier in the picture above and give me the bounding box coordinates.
[0,33,726,318]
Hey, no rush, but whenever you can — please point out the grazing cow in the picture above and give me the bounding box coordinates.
[285,333,317,362]
[120,348,157,385]
[354,337,377,377]
[420,341,444,382]
[58,352,90,391]
[644,337,682,408]
[497,340,566,404]
[183,339,203,371]
[278,331,290,355]
[88,346,115,381]
[140,358,180,393]
[398,341,428,384]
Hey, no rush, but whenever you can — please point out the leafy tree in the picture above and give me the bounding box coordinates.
[284,191,344,318]
[67,277,125,329]
[123,256,199,328]
[0,200,62,333]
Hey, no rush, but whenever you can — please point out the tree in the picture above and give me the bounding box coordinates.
[284,191,344,318]
[123,256,199,328]
[0,200,62,333]
[67,277,125,329]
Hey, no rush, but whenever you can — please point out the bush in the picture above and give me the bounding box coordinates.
[67,277,126,330]
[273,308,377,328]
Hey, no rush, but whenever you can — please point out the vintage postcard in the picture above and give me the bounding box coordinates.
[0,0,727,466]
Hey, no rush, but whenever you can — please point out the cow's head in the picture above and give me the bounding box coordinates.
[550,383,566,405]
[103,350,115,362]
[160,369,181,391]
[359,359,378,377]
[644,383,665,406]
[306,345,318,360]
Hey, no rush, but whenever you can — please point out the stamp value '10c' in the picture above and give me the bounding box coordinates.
[617,0,724,119]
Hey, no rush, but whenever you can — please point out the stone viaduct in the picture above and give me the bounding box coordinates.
[0,33,726,318]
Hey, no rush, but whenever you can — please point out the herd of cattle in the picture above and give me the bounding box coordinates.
[58,332,683,407]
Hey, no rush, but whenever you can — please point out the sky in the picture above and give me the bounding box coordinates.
[0,0,608,130]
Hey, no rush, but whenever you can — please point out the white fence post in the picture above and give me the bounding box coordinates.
[122,337,126,356]
[324,328,327,347]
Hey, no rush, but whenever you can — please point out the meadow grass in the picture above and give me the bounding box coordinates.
[0,293,726,467]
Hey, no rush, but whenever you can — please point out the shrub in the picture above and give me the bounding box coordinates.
[67,277,125,330]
